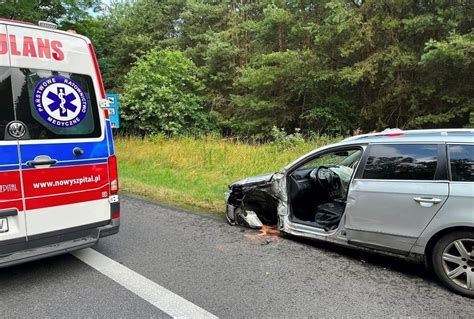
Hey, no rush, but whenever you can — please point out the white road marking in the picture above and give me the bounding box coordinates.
[72,248,218,319]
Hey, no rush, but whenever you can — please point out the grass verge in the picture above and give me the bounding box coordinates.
[116,135,341,215]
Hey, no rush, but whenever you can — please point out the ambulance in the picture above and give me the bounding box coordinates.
[0,19,119,267]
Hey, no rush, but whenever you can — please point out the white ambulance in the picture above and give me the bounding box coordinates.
[0,19,119,267]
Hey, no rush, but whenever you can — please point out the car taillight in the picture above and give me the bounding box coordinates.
[108,155,119,195]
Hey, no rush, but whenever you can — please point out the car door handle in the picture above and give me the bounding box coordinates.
[413,197,442,204]
[26,159,58,167]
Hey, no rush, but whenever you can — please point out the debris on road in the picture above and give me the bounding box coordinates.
[244,225,281,245]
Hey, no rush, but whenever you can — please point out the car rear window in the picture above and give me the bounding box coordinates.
[449,144,474,182]
[362,144,439,180]
[0,67,15,140]
[11,68,101,140]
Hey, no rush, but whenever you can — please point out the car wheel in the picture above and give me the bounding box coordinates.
[431,231,474,298]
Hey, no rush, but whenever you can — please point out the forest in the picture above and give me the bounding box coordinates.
[2,0,473,138]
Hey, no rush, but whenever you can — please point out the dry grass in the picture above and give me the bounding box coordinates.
[115,135,341,215]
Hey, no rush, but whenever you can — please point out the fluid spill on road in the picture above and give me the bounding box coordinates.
[244,225,281,245]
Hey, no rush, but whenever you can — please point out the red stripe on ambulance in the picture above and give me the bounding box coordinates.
[0,170,23,211]
[26,184,109,210]
[23,163,109,210]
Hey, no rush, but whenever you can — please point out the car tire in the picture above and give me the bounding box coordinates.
[431,230,474,298]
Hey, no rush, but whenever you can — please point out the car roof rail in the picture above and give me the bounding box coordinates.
[342,128,474,142]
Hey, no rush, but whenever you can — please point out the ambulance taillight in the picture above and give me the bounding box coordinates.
[108,155,119,195]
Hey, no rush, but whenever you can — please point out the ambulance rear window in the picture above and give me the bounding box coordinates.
[11,68,101,139]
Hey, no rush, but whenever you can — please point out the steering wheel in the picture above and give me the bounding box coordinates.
[309,166,341,192]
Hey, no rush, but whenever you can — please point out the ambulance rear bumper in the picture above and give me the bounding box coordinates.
[0,219,119,268]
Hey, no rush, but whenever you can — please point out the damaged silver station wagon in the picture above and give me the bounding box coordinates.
[225,129,474,298]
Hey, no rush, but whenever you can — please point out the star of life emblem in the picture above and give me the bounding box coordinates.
[33,76,88,127]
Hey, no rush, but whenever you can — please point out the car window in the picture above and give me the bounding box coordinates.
[300,149,362,170]
[339,149,363,167]
[11,68,101,140]
[0,67,15,140]
[362,144,438,180]
[449,144,474,182]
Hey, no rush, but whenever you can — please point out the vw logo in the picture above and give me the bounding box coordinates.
[7,121,26,139]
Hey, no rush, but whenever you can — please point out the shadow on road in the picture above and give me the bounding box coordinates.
[0,254,77,282]
[286,233,434,280]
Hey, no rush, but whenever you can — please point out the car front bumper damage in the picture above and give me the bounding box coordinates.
[225,173,287,230]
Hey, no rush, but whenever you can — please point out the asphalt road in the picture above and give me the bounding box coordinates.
[1,195,473,318]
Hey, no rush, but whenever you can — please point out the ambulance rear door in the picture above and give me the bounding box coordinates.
[7,24,112,239]
[0,23,28,252]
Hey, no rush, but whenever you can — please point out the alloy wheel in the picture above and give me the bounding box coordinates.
[441,239,474,290]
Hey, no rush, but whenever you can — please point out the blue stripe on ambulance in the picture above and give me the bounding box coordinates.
[106,120,115,155]
[0,145,20,166]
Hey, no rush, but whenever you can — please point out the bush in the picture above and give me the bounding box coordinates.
[270,126,305,150]
[121,49,213,136]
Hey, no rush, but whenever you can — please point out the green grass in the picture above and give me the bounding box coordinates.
[116,135,341,215]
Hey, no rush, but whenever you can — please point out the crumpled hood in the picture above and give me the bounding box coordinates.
[229,173,275,187]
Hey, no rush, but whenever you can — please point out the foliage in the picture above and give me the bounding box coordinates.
[120,49,211,136]
[100,0,186,89]
[270,126,305,150]
[415,32,474,128]
[0,0,101,24]
[2,0,473,136]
